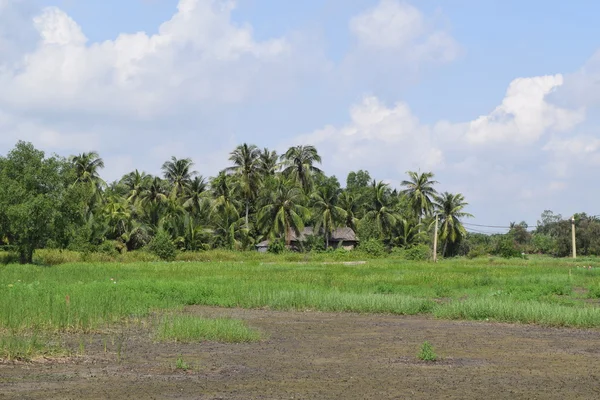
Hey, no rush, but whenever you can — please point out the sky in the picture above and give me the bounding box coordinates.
[2,0,600,232]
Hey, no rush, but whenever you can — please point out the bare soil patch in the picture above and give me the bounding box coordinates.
[1,307,600,399]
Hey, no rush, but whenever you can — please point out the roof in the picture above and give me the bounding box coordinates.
[255,227,358,247]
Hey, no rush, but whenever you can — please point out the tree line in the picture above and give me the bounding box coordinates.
[0,141,473,263]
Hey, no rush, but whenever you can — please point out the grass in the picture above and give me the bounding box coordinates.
[0,255,599,359]
[418,341,437,362]
[156,315,261,343]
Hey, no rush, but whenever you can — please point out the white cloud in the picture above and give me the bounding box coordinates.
[0,1,289,117]
[349,0,459,63]
[464,75,584,145]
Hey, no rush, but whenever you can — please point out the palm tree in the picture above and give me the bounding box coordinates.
[434,192,473,256]
[227,143,261,229]
[70,151,106,211]
[120,169,151,205]
[394,218,427,248]
[70,151,106,187]
[258,147,279,177]
[338,191,361,231]
[257,178,309,245]
[311,185,347,248]
[280,145,323,193]
[161,157,196,199]
[139,177,169,228]
[401,171,438,229]
[182,176,209,220]
[363,180,399,240]
[210,171,240,221]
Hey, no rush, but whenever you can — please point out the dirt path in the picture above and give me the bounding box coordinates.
[1,307,600,399]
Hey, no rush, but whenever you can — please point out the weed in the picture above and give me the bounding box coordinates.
[175,355,189,371]
[156,315,261,343]
[418,341,437,362]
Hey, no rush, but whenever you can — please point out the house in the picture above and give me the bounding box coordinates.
[255,227,359,252]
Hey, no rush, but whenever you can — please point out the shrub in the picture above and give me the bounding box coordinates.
[148,230,177,261]
[0,252,19,265]
[402,244,431,261]
[359,238,386,257]
[34,249,81,265]
[303,235,325,253]
[268,239,286,255]
[97,240,120,257]
[495,235,522,258]
[418,341,437,362]
[467,245,488,259]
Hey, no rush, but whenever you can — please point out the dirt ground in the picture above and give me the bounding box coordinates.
[1,307,600,399]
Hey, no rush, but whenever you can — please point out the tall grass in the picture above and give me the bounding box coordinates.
[156,315,261,343]
[0,257,599,358]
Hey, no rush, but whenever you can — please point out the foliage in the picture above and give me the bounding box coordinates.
[268,239,286,254]
[418,341,438,362]
[148,230,177,261]
[359,238,386,257]
[495,234,522,258]
[394,244,431,261]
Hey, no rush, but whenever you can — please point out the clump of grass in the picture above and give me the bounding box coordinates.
[156,315,261,343]
[0,332,58,361]
[175,355,189,371]
[418,341,437,362]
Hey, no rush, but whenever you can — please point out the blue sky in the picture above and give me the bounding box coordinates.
[3,0,600,230]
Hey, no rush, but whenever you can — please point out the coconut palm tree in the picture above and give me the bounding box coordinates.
[120,169,151,205]
[311,185,347,248]
[210,171,240,221]
[280,145,323,193]
[258,147,279,178]
[338,191,361,231]
[161,157,196,199]
[434,192,473,256]
[227,143,261,229]
[182,176,209,221]
[363,180,399,240]
[70,151,106,187]
[401,171,438,228]
[139,177,169,228]
[257,178,309,245]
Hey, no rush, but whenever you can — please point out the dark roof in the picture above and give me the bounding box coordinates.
[255,227,358,247]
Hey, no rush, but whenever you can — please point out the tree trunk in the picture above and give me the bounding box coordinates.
[325,232,329,249]
[442,239,448,258]
[245,201,249,230]
[19,246,34,265]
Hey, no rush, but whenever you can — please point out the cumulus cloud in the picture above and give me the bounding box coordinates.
[349,0,460,63]
[0,0,289,117]
[464,75,584,145]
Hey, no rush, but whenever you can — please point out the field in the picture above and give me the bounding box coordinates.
[1,255,600,398]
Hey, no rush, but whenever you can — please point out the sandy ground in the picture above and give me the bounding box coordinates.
[1,307,600,399]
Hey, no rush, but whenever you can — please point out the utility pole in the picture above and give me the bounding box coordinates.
[433,214,438,262]
[571,216,577,259]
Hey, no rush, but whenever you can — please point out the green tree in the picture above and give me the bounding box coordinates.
[227,143,261,229]
[258,178,309,245]
[434,192,473,257]
[161,157,196,199]
[363,181,399,241]
[281,145,323,193]
[258,147,279,178]
[401,171,438,228]
[0,142,68,263]
[311,185,347,248]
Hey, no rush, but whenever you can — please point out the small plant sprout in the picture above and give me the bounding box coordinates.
[175,355,189,371]
[418,341,438,362]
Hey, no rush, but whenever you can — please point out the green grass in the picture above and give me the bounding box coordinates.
[0,255,599,359]
[156,315,261,343]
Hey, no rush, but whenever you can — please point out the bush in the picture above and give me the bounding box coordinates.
[495,235,522,258]
[303,235,325,253]
[402,244,431,261]
[359,238,386,257]
[418,341,437,362]
[0,252,19,265]
[148,230,177,261]
[467,245,488,259]
[34,249,81,265]
[97,240,120,257]
[268,239,286,255]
